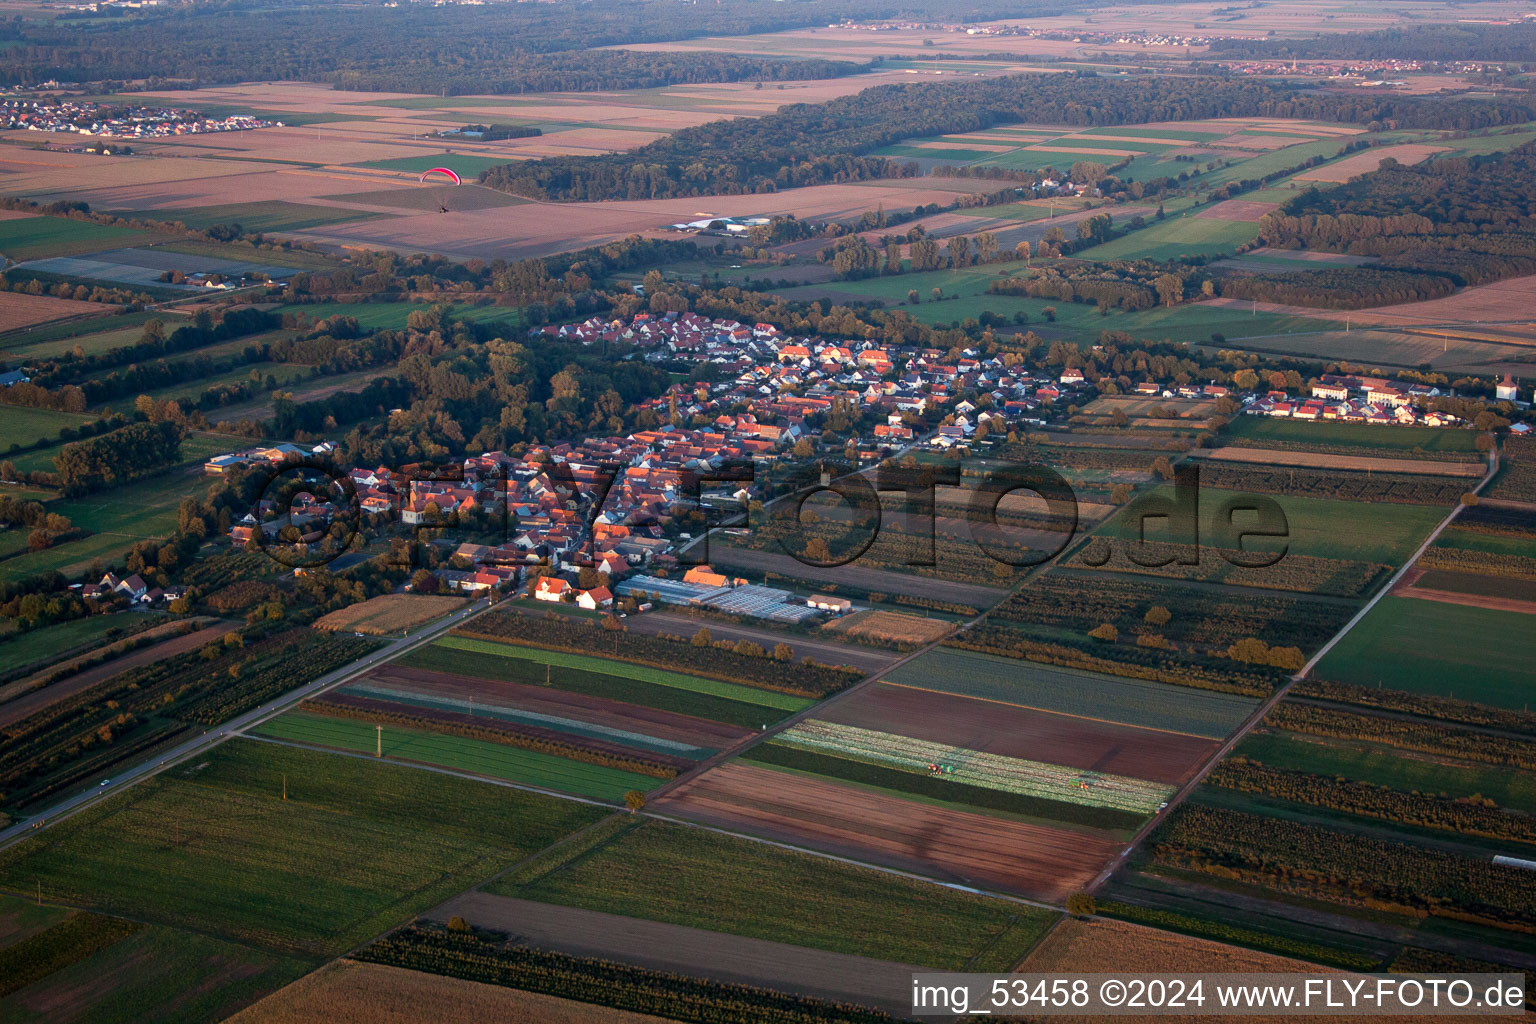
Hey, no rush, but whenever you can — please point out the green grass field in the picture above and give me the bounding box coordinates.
[141,201,388,234]
[0,310,159,359]
[1237,728,1536,815]
[0,216,148,262]
[1314,597,1536,709]
[1433,527,1536,560]
[885,648,1257,738]
[0,406,95,450]
[254,711,663,801]
[434,635,812,711]
[775,264,1329,343]
[1078,215,1259,262]
[1226,416,1480,454]
[497,819,1058,971]
[0,613,155,679]
[1098,485,1448,563]
[351,153,512,176]
[0,740,603,957]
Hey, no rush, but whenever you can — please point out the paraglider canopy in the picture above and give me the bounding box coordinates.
[419,167,461,185]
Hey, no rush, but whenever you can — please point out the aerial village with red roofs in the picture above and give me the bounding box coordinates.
[183,311,1516,627]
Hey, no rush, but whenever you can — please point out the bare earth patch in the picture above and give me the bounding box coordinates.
[822,609,953,646]
[1295,144,1448,183]
[0,291,113,331]
[225,958,676,1024]
[313,593,464,634]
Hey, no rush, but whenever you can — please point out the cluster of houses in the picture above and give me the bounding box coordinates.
[0,99,277,138]
[73,572,184,607]
[1245,374,1466,426]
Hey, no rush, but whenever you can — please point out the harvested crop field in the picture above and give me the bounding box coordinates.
[1203,446,1485,477]
[886,648,1259,739]
[0,291,107,331]
[818,683,1219,786]
[1400,570,1536,615]
[226,959,677,1024]
[1018,918,1430,1024]
[287,178,997,261]
[1196,199,1279,221]
[651,762,1118,901]
[1294,144,1447,182]
[313,593,463,634]
[356,665,755,750]
[821,610,952,646]
[428,891,920,1016]
[1024,915,1318,974]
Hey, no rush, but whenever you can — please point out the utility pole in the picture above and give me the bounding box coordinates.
[282,774,287,801]
[376,725,383,757]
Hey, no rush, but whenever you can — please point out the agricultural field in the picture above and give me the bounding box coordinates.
[493,818,1058,972]
[1095,485,1448,563]
[887,646,1258,739]
[0,740,604,956]
[0,612,160,683]
[0,405,94,450]
[651,759,1121,901]
[0,911,311,1024]
[273,630,803,799]
[1314,596,1536,708]
[227,960,679,1024]
[253,711,663,801]
[1077,214,1259,262]
[820,609,951,646]
[0,215,149,262]
[0,290,107,334]
[746,717,1172,831]
[1234,729,1536,815]
[1223,416,1482,454]
[312,593,465,635]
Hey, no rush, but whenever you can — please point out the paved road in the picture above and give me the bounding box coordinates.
[0,597,493,851]
[1086,446,1500,893]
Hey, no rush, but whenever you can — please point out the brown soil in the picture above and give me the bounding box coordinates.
[359,665,754,748]
[651,762,1118,901]
[818,683,1219,785]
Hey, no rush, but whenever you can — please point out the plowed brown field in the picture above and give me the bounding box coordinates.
[652,762,1116,901]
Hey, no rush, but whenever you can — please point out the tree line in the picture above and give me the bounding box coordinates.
[480,72,1534,203]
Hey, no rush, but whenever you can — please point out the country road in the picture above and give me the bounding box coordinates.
[0,596,493,852]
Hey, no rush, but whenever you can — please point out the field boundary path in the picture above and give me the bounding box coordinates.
[1084,446,1499,893]
[0,595,494,851]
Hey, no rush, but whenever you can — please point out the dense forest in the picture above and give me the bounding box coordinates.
[0,0,1072,89]
[1218,144,1536,308]
[1210,22,1536,63]
[480,73,1535,202]
[339,52,865,97]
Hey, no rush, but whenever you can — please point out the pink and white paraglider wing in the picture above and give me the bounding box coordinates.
[418,167,462,185]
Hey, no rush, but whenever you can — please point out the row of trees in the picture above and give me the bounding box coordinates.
[480,73,1533,202]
